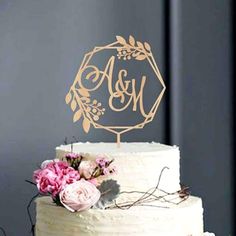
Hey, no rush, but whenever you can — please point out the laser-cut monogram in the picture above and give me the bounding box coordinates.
[65,35,166,146]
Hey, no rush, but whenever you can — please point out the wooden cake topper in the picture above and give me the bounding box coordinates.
[65,35,166,147]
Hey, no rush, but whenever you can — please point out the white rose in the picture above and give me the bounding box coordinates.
[59,179,101,212]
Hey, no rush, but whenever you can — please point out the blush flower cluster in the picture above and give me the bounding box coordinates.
[65,153,82,170]
[32,153,117,212]
[96,157,117,175]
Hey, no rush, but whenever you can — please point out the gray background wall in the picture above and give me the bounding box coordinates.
[0,0,233,235]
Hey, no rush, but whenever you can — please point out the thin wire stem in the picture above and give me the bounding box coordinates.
[107,167,189,210]
[27,193,39,236]
[0,227,7,236]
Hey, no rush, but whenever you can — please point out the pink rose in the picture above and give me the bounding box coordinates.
[79,161,97,179]
[59,179,101,212]
[33,160,80,197]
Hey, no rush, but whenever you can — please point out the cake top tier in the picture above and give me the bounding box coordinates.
[56,142,180,194]
[56,142,178,155]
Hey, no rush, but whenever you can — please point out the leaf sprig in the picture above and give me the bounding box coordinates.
[65,88,105,133]
[116,35,151,61]
[95,180,120,209]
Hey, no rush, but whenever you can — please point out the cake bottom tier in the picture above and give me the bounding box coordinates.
[36,196,205,236]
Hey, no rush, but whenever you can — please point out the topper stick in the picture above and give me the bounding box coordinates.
[117,133,121,148]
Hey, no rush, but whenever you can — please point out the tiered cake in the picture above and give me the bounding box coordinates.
[35,142,212,236]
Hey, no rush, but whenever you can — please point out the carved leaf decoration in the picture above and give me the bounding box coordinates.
[81,97,91,103]
[137,41,144,48]
[144,42,151,51]
[83,117,90,133]
[136,54,146,60]
[73,109,82,123]
[129,35,135,46]
[65,92,72,104]
[70,99,77,111]
[95,180,120,209]
[132,51,141,57]
[116,35,126,45]
[78,88,90,97]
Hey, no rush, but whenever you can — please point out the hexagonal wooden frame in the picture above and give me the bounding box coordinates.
[65,36,166,146]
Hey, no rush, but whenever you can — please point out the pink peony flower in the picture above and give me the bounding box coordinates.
[40,159,60,169]
[33,160,80,197]
[79,160,97,179]
[59,179,101,212]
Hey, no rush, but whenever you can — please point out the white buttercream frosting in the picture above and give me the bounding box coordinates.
[56,142,181,193]
[36,196,204,236]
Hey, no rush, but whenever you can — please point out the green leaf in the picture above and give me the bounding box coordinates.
[53,195,64,207]
[95,180,120,209]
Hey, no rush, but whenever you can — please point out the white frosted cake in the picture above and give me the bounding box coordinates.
[56,142,180,194]
[35,142,213,236]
